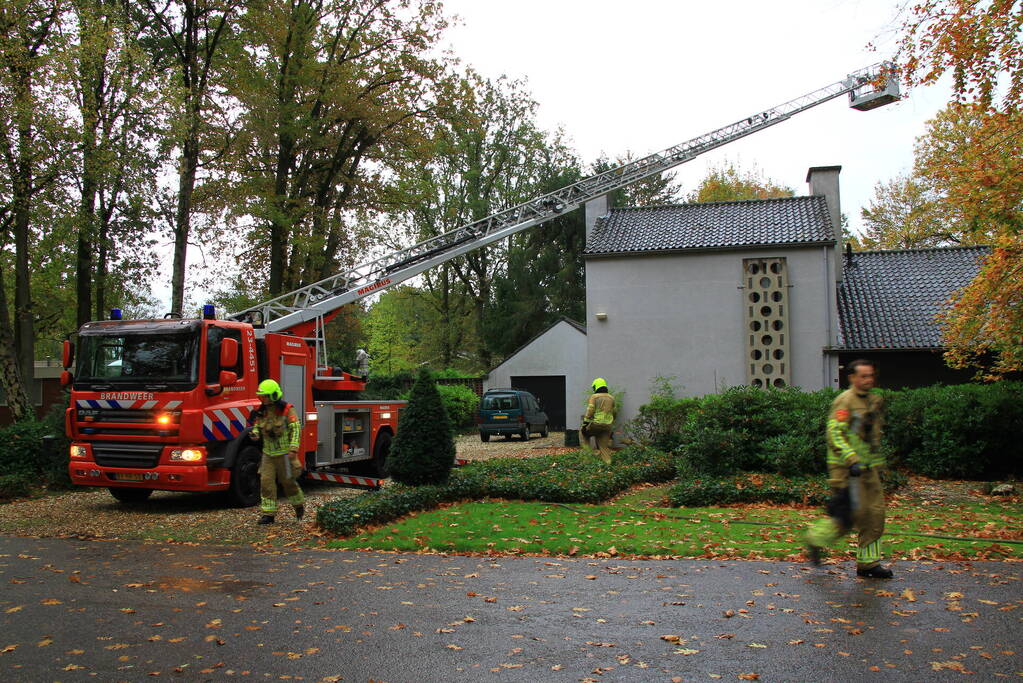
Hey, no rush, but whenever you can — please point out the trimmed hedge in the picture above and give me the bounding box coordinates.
[317,446,675,536]
[626,382,1023,480]
[883,382,1023,479]
[669,464,908,507]
[435,383,480,433]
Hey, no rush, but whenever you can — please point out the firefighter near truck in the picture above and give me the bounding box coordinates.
[61,65,898,506]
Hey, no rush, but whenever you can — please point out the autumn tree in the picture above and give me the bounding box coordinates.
[130,0,241,314]
[65,0,164,329]
[591,153,683,207]
[686,161,794,203]
[0,0,68,421]
[891,0,1023,375]
[223,0,448,298]
[388,72,569,370]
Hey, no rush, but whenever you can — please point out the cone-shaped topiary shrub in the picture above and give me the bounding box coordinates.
[388,368,455,485]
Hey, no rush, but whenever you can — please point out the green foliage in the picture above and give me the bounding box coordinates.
[0,402,71,500]
[317,446,675,536]
[387,368,455,486]
[361,371,416,401]
[668,467,907,508]
[686,161,795,203]
[624,377,699,451]
[435,384,480,433]
[883,382,1023,478]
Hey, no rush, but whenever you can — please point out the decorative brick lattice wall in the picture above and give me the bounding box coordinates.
[743,257,791,388]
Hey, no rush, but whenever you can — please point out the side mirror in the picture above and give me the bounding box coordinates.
[62,340,74,369]
[219,370,238,387]
[219,337,239,368]
[60,370,73,387]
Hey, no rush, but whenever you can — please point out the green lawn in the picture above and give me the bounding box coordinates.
[327,484,1022,560]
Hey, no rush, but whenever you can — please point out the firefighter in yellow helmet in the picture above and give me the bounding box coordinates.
[581,378,617,463]
[249,379,305,525]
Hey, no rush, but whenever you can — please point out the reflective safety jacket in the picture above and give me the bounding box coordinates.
[585,392,617,425]
[826,389,884,469]
[250,402,301,457]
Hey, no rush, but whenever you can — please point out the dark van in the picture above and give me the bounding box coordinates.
[478,388,549,442]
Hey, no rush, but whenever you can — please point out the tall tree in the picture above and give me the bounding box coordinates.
[891,1,1023,375]
[591,153,683,207]
[67,0,163,329]
[225,0,447,297]
[0,0,66,421]
[133,0,241,314]
[686,161,794,203]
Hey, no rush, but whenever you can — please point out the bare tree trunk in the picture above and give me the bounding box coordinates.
[13,76,36,412]
[0,268,32,422]
[170,135,198,314]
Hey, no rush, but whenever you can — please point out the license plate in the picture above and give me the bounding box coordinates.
[492,415,507,420]
[115,472,145,481]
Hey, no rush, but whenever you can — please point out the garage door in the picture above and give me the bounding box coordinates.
[510,375,566,430]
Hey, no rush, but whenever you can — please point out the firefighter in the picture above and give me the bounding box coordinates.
[806,359,892,578]
[581,377,617,464]
[249,379,305,525]
[355,347,370,381]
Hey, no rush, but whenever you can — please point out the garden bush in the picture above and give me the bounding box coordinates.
[624,377,700,451]
[883,381,1023,479]
[669,462,908,508]
[317,446,675,536]
[435,383,480,433]
[0,400,71,500]
[387,368,455,486]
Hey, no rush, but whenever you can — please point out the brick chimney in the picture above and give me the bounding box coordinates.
[806,165,842,283]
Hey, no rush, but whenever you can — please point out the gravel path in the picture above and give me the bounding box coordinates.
[454,430,570,461]
[0,433,576,545]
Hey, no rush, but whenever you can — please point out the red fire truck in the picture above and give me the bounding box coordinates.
[64,307,401,505]
[62,65,897,505]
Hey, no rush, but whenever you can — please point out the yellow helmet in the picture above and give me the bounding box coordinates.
[592,377,607,392]
[256,379,283,401]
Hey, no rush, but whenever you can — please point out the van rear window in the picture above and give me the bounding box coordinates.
[483,394,519,410]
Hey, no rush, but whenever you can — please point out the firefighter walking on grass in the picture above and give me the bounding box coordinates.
[249,379,305,525]
[806,359,892,578]
[582,378,617,464]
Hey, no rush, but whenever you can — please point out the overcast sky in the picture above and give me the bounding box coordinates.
[437,0,950,236]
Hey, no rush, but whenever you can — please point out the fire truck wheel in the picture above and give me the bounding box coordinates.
[368,430,392,478]
[227,446,262,507]
[108,487,153,504]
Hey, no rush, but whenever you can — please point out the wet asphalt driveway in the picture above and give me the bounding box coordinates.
[1,535,1020,681]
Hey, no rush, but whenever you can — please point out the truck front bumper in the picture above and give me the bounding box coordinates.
[69,463,231,492]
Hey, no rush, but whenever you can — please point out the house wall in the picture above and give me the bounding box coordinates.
[484,321,588,430]
[585,245,839,424]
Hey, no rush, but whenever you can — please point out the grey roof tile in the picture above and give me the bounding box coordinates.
[584,196,834,255]
[837,246,990,350]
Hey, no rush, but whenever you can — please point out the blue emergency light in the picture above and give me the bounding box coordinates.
[202,304,216,320]
[110,308,122,320]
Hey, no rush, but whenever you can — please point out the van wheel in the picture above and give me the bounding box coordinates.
[520,428,530,441]
[540,423,549,438]
[108,487,153,504]
[227,446,261,507]
[480,432,490,443]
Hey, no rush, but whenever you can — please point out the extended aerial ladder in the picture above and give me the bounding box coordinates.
[229,64,898,335]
